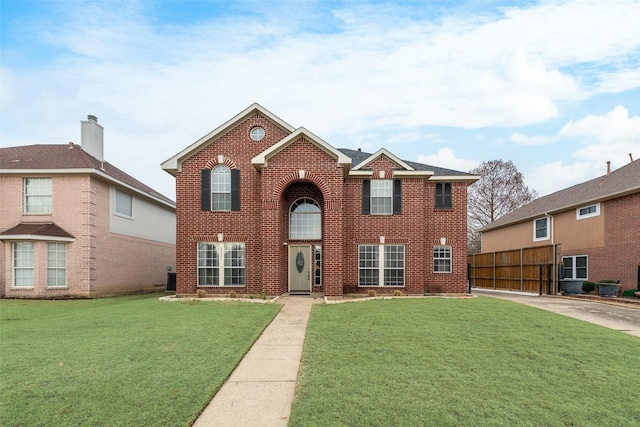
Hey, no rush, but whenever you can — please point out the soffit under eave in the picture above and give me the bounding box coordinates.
[161,103,296,175]
[252,127,352,171]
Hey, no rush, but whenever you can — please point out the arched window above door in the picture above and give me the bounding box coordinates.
[290,198,321,240]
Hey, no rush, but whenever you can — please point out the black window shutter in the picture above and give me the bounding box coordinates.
[393,179,402,215]
[201,169,211,211]
[444,182,452,209]
[231,169,240,211]
[362,179,371,215]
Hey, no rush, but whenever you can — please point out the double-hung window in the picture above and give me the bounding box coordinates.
[201,166,240,211]
[197,242,245,286]
[435,182,452,209]
[362,179,402,215]
[562,255,587,280]
[358,244,405,286]
[433,245,452,273]
[115,189,133,217]
[13,242,34,287]
[25,177,52,214]
[47,243,67,287]
[534,217,549,241]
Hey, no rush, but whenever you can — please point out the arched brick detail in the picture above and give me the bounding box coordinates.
[272,171,330,200]
[204,156,238,170]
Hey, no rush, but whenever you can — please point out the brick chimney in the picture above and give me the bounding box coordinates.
[81,115,104,162]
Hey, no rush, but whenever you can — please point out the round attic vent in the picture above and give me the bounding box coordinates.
[250,126,265,141]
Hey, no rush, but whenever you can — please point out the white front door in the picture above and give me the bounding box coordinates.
[289,245,311,294]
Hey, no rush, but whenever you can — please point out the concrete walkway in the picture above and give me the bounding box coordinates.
[193,296,316,427]
[473,288,640,338]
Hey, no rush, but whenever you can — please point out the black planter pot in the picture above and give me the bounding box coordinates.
[597,283,620,297]
[561,280,583,295]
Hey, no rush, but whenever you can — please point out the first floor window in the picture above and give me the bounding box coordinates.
[358,244,405,286]
[13,242,34,287]
[433,245,452,273]
[314,245,322,287]
[47,243,67,287]
[534,217,549,241]
[562,255,587,280]
[198,242,245,286]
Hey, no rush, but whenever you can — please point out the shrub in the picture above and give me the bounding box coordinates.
[229,290,237,298]
[196,289,208,298]
[393,290,403,297]
[598,279,616,284]
[582,281,596,293]
[367,289,377,298]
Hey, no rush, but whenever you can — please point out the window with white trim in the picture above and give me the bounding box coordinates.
[358,244,405,286]
[47,243,67,287]
[115,189,133,217]
[13,242,34,287]
[314,245,322,287]
[534,217,549,241]
[433,245,452,273]
[371,180,393,214]
[24,177,52,214]
[577,203,600,220]
[211,165,231,211]
[435,183,452,209]
[562,255,588,280]
[290,198,321,240]
[197,242,245,286]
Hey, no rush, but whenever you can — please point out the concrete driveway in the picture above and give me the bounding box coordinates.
[472,288,640,338]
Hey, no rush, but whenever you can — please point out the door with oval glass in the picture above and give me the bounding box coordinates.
[289,245,311,294]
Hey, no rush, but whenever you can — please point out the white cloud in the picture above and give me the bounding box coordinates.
[510,133,555,145]
[417,148,478,173]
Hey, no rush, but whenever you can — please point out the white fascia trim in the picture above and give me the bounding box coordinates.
[252,127,351,170]
[1,169,176,209]
[162,103,296,175]
[0,234,75,242]
[347,170,374,177]
[429,175,481,183]
[352,148,414,171]
[392,170,434,177]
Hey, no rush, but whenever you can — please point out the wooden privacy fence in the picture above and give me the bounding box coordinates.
[468,245,561,294]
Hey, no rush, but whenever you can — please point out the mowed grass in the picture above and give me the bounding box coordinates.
[290,297,640,427]
[0,294,280,427]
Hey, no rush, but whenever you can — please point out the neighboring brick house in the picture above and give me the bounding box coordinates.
[480,159,640,291]
[161,103,478,297]
[0,116,176,298]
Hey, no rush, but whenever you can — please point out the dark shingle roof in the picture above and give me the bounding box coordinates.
[337,148,475,177]
[0,144,174,206]
[482,159,640,231]
[0,222,74,239]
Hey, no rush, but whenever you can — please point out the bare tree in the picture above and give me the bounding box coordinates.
[467,159,538,254]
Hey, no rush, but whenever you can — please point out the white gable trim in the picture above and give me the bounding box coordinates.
[161,103,296,175]
[252,127,351,170]
[351,148,415,171]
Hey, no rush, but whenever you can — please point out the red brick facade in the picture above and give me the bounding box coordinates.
[166,105,476,296]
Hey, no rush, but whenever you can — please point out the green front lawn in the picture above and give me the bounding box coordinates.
[0,294,280,427]
[290,297,640,426]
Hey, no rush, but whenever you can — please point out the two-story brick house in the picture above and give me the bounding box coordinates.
[162,104,478,297]
[0,116,176,298]
[480,159,640,292]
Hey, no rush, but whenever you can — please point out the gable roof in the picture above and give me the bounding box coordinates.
[0,144,175,208]
[482,159,640,232]
[252,127,351,171]
[338,148,479,181]
[0,222,75,242]
[162,103,296,175]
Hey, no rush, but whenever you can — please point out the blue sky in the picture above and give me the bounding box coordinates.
[2,0,639,201]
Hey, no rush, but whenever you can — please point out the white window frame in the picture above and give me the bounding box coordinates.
[533,217,550,241]
[290,198,321,240]
[115,189,133,218]
[576,203,600,220]
[358,244,405,287]
[370,180,393,215]
[211,165,231,211]
[24,177,52,214]
[47,242,67,288]
[197,242,245,287]
[433,245,452,273]
[562,255,588,280]
[13,242,34,288]
[314,245,322,287]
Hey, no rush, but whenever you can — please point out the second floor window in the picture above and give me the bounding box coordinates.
[201,166,240,212]
[435,182,452,209]
[362,179,402,215]
[25,177,52,214]
[534,217,549,241]
[290,198,321,240]
[115,189,133,217]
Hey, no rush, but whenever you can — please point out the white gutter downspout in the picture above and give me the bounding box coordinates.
[545,212,557,295]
